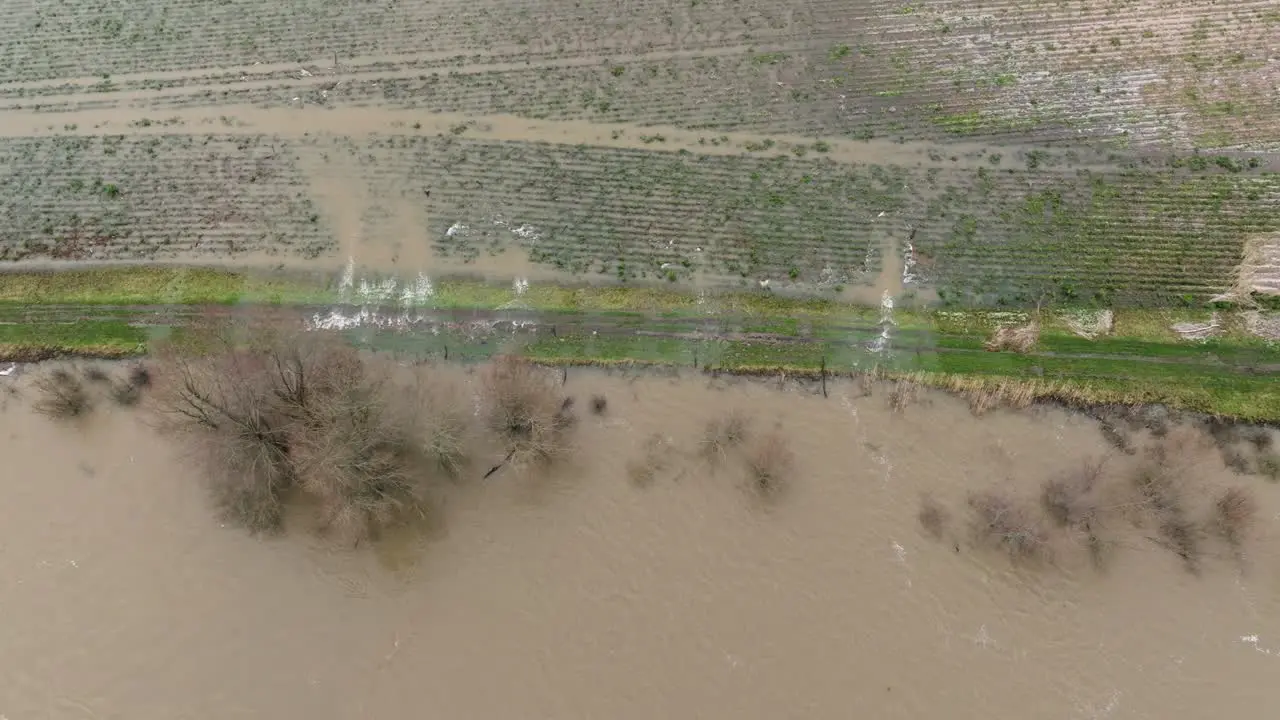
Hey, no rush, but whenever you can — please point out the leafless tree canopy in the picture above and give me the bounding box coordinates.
[745,431,794,497]
[479,354,574,467]
[151,319,480,543]
[32,367,92,419]
[967,490,1051,563]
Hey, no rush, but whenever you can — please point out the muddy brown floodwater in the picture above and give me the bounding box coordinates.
[2,366,1279,719]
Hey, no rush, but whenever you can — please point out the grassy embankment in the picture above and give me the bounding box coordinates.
[1,266,1277,421]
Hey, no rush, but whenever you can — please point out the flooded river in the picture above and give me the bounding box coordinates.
[1,366,1278,719]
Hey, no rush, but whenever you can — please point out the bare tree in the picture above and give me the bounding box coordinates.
[480,355,574,467]
[151,317,444,541]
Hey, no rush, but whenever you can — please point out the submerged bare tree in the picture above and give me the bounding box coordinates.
[967,490,1052,564]
[31,367,92,419]
[480,355,575,468]
[152,316,468,542]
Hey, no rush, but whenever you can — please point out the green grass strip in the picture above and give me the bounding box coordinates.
[0,320,148,360]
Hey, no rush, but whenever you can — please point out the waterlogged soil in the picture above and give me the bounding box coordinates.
[2,366,1279,718]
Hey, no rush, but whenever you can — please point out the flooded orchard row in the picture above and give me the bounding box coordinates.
[1,362,1278,719]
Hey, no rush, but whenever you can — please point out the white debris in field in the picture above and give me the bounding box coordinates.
[1244,311,1280,340]
[445,222,467,237]
[1064,309,1114,339]
[1171,313,1221,340]
[0,363,16,376]
[400,273,434,308]
[356,277,398,304]
[902,241,918,286]
[510,224,542,243]
[337,256,355,301]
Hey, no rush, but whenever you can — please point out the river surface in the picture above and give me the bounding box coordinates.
[1,365,1278,719]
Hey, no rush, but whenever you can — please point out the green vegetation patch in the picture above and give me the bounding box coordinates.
[0,319,147,360]
[0,267,332,306]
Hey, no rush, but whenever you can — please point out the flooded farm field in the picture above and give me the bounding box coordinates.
[2,362,1278,719]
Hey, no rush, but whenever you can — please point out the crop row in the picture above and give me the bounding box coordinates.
[11,44,1256,150]
[0,134,330,261]
[6,0,1274,150]
[905,166,1280,305]
[296,134,904,286]
[1,130,1274,306]
[0,0,860,84]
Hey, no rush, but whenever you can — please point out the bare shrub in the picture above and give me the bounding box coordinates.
[399,371,472,478]
[111,381,143,406]
[126,362,152,390]
[152,320,446,542]
[200,414,293,534]
[1239,426,1273,452]
[700,411,750,459]
[1212,486,1258,549]
[967,490,1051,563]
[110,361,152,406]
[1221,446,1250,474]
[590,394,608,415]
[627,433,673,487]
[480,355,573,466]
[155,340,301,533]
[1041,458,1105,527]
[1256,453,1280,482]
[289,373,424,543]
[32,367,92,419]
[1130,459,1202,571]
[1158,516,1203,570]
[745,431,794,496]
[917,494,949,539]
[1098,422,1133,454]
[82,365,110,384]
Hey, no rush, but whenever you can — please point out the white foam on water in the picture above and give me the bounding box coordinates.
[1241,634,1279,657]
[400,273,434,308]
[337,256,355,302]
[868,290,895,354]
[1074,689,1122,719]
[902,242,918,286]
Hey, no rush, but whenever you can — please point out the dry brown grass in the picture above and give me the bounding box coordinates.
[984,320,1040,353]
[480,355,574,467]
[886,378,920,412]
[917,493,950,539]
[32,367,92,419]
[1212,486,1258,549]
[967,490,1051,563]
[744,431,794,497]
